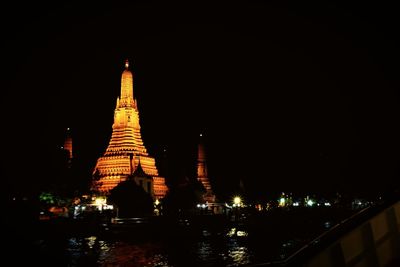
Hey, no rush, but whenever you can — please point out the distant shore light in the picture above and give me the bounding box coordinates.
[233,196,242,205]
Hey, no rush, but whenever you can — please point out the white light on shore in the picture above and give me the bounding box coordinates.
[233,196,242,206]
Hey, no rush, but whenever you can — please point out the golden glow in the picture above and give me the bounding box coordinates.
[94,197,106,206]
[63,129,73,159]
[155,199,160,205]
[279,197,286,207]
[92,61,168,199]
[227,228,237,237]
[236,231,248,237]
[197,135,216,203]
[233,196,242,205]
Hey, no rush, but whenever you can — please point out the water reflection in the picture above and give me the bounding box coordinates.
[30,227,308,267]
[86,236,97,249]
[226,244,252,266]
[226,228,248,237]
[99,241,169,266]
[65,236,113,266]
[236,231,248,237]
[227,247,251,266]
[11,204,356,266]
[48,229,255,266]
[227,228,237,237]
[32,216,342,267]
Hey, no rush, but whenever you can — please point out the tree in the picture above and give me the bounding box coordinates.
[163,176,204,216]
[108,180,153,218]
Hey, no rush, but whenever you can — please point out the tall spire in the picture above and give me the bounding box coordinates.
[120,59,134,107]
[198,133,207,178]
[92,60,168,199]
[197,133,215,203]
[63,127,73,167]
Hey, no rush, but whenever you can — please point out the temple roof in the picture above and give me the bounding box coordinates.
[131,160,151,179]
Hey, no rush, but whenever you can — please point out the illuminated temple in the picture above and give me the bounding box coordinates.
[197,134,216,203]
[92,60,168,199]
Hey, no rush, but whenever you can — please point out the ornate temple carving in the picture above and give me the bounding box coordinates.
[92,60,168,199]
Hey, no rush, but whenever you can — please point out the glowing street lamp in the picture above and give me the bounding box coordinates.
[232,196,242,222]
[279,197,286,207]
[233,196,242,207]
[153,199,162,216]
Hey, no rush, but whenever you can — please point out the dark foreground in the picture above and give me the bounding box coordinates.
[5,207,356,266]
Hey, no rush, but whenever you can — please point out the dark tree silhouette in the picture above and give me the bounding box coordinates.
[163,176,205,216]
[108,180,154,218]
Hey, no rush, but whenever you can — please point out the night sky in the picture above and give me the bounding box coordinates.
[2,1,400,199]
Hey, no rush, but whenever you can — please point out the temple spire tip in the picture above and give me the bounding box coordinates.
[125,59,129,69]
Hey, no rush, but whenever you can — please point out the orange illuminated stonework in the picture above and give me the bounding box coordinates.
[197,134,216,203]
[63,127,73,167]
[92,60,168,199]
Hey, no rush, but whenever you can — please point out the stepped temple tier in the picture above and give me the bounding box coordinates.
[197,134,216,203]
[92,60,168,199]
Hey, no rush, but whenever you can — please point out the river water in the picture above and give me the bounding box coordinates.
[7,207,355,266]
[33,228,292,266]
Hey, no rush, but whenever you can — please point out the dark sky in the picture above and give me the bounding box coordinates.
[2,1,400,198]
